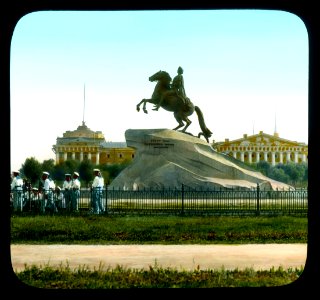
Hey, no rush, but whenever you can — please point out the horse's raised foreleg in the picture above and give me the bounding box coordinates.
[136,100,144,112]
[136,99,149,114]
[142,100,148,114]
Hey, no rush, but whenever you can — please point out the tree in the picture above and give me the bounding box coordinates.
[41,159,55,174]
[256,161,271,177]
[303,163,308,182]
[268,167,290,184]
[101,160,130,184]
[50,160,82,186]
[282,163,304,186]
[52,163,69,184]
[21,157,42,185]
[64,159,80,174]
[78,159,94,186]
[249,161,308,187]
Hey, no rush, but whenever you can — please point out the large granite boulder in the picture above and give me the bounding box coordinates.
[109,129,293,191]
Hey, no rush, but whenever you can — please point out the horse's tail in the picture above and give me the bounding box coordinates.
[195,106,213,143]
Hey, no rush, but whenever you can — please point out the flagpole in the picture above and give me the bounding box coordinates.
[83,84,86,125]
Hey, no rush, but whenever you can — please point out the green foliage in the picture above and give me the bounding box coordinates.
[250,161,308,187]
[78,159,95,185]
[41,159,55,174]
[100,161,131,184]
[268,167,290,183]
[63,160,80,174]
[51,163,69,183]
[256,161,271,175]
[19,157,130,187]
[20,157,42,185]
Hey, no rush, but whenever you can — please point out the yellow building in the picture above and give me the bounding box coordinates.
[52,121,135,165]
[212,131,308,166]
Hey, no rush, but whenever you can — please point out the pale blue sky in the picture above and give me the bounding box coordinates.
[10,9,308,171]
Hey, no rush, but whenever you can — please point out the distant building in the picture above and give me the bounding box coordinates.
[212,131,308,166]
[52,121,135,165]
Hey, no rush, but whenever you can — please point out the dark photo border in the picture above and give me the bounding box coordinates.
[2,0,318,296]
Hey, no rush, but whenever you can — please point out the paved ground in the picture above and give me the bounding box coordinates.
[11,244,307,272]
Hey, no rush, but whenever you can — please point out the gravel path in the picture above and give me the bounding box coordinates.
[11,244,307,272]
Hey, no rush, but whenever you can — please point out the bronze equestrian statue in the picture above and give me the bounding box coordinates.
[136,68,213,143]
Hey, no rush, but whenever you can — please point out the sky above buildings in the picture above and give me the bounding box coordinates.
[10,9,309,172]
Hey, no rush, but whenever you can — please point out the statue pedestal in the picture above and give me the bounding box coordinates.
[109,129,292,191]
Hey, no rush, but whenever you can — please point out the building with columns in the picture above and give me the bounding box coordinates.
[52,123,308,167]
[52,121,135,165]
[212,131,308,166]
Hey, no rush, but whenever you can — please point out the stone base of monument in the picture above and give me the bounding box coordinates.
[109,129,293,191]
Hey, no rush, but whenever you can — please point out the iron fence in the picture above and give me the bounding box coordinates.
[11,184,308,216]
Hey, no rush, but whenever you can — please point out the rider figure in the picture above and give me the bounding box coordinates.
[153,66,187,111]
[172,66,187,103]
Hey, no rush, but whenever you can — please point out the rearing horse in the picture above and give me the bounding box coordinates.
[136,70,213,143]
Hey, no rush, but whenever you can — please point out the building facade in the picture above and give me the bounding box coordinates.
[52,122,135,165]
[52,124,308,167]
[212,131,308,166]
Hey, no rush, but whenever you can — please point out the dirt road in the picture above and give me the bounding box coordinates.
[11,244,307,272]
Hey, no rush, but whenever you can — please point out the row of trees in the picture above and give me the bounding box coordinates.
[18,157,131,188]
[249,161,308,188]
[16,157,308,189]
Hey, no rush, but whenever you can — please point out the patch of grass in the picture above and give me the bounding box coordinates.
[16,263,304,288]
[10,215,308,288]
[10,215,307,244]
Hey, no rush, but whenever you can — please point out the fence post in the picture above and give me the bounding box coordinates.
[28,185,32,211]
[256,183,260,216]
[105,185,108,214]
[181,184,184,215]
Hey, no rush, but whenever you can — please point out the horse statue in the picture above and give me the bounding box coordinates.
[136,70,213,143]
